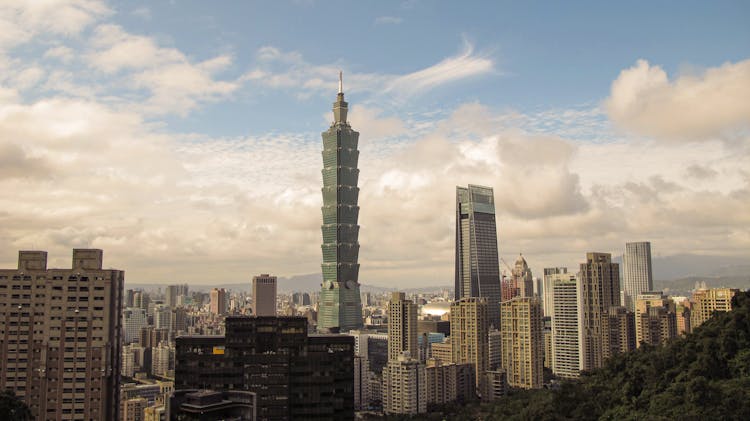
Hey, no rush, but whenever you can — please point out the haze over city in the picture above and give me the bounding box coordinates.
[1,0,748,287]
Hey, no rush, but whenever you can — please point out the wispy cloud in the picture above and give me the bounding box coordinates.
[242,40,495,100]
[374,16,403,25]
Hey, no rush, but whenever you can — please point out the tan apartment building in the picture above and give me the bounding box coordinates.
[0,249,123,421]
[500,297,543,389]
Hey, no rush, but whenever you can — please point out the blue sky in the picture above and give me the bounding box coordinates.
[0,1,748,286]
[100,0,750,136]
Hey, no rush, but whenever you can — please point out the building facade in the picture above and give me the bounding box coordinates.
[388,292,418,361]
[691,288,739,329]
[174,316,354,420]
[0,249,123,421]
[252,274,277,316]
[450,298,488,396]
[455,185,502,328]
[601,306,636,360]
[317,74,364,333]
[382,354,426,415]
[622,242,654,312]
[550,273,580,379]
[209,288,227,316]
[500,297,543,389]
[578,252,621,371]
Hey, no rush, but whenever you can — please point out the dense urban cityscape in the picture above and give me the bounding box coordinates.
[1,79,747,421]
[1,1,748,421]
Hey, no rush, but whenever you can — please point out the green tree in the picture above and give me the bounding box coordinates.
[0,389,31,421]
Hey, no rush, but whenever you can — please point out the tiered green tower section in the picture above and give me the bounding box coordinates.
[317,75,363,333]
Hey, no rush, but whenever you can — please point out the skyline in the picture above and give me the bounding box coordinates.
[1,1,749,287]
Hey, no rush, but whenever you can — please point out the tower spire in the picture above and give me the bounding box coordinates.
[333,71,348,124]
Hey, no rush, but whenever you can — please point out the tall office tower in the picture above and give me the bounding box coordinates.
[125,289,135,307]
[133,290,150,310]
[622,242,654,312]
[171,307,188,336]
[450,298,489,395]
[123,307,147,344]
[153,303,172,332]
[318,73,364,333]
[550,274,580,379]
[252,273,278,316]
[455,185,502,328]
[175,316,354,420]
[578,252,621,371]
[543,267,568,316]
[388,292,418,361]
[165,284,179,308]
[601,306,636,360]
[0,249,123,421]
[500,297,543,389]
[634,292,675,347]
[382,354,427,415]
[209,288,227,315]
[512,254,534,297]
[691,288,739,329]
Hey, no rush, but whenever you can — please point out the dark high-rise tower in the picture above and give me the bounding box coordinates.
[455,185,502,328]
[318,73,363,333]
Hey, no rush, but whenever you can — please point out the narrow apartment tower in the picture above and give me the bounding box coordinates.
[387,292,418,361]
[252,274,277,316]
[0,249,124,421]
[578,252,620,371]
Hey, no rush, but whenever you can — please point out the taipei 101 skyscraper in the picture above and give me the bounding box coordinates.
[317,72,364,333]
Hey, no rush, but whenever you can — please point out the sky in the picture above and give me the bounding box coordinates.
[0,0,748,287]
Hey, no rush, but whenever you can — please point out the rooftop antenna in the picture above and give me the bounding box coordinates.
[338,70,343,94]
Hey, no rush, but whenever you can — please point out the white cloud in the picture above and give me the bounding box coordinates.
[242,40,494,100]
[44,46,75,63]
[606,59,750,140]
[384,40,494,97]
[375,16,403,25]
[0,0,109,48]
[87,24,239,115]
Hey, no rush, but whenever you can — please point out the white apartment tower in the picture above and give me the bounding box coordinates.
[550,273,580,379]
[622,242,653,312]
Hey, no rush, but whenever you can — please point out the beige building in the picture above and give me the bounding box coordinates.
[425,358,458,406]
[382,354,427,415]
[209,288,227,316]
[500,297,543,389]
[388,292,418,361]
[431,338,453,363]
[578,252,621,371]
[252,274,277,316]
[691,288,739,329]
[635,292,676,347]
[0,249,123,421]
[450,297,488,395]
[602,306,636,360]
[121,397,146,421]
